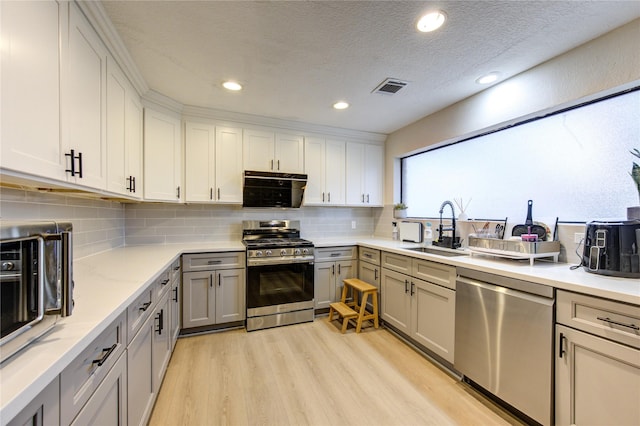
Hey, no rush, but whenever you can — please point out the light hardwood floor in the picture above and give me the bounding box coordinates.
[150,319,525,426]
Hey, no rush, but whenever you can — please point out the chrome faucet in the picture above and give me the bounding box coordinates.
[437,200,460,249]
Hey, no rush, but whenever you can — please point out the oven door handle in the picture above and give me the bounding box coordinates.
[247,258,314,266]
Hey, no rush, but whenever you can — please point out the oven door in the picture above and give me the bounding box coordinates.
[246,261,314,316]
[1,237,45,346]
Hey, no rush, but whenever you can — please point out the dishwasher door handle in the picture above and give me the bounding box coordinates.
[456,276,554,306]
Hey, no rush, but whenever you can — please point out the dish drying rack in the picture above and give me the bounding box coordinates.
[467,236,560,266]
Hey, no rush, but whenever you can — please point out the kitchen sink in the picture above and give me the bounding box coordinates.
[406,246,469,257]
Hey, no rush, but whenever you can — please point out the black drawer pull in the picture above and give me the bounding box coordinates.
[92,343,117,367]
[597,316,640,331]
[138,301,151,312]
[161,279,169,285]
[559,333,566,358]
[207,260,222,265]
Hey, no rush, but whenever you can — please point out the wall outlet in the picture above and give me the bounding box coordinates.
[574,232,585,243]
[351,220,357,229]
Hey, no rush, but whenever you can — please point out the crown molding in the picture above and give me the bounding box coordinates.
[75,0,148,96]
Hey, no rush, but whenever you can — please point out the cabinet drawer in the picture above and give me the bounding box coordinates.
[127,286,154,344]
[153,267,172,303]
[170,257,181,282]
[557,290,640,349]
[382,251,412,274]
[182,251,245,272]
[60,312,126,426]
[315,246,357,262]
[412,259,456,290]
[359,247,380,265]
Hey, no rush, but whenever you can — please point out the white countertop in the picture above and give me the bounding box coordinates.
[1,238,637,423]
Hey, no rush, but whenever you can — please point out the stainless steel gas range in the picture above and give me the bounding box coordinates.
[242,220,315,331]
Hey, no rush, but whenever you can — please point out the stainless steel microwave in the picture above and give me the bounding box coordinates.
[242,170,307,208]
[1,221,74,363]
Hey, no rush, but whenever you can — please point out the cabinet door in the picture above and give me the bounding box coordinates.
[358,261,380,288]
[1,0,65,181]
[215,126,243,203]
[170,277,181,348]
[144,108,182,201]
[185,122,215,202]
[243,129,275,171]
[556,324,640,426]
[125,91,143,198]
[275,133,304,173]
[363,144,384,206]
[182,271,216,328]
[303,137,326,205]
[215,268,246,323]
[335,260,357,302]
[64,2,107,189]
[380,269,411,334]
[106,58,128,195]
[71,353,127,426]
[7,377,60,426]
[314,261,335,309]
[152,292,172,394]
[345,142,365,205]
[127,314,155,426]
[410,279,455,363]
[324,139,346,205]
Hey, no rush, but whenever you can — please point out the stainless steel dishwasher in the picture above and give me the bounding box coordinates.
[455,268,554,425]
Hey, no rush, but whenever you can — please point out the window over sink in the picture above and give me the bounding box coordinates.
[401,88,640,223]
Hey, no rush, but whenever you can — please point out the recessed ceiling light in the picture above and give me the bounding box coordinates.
[333,101,349,110]
[476,72,500,85]
[417,11,446,33]
[222,81,242,91]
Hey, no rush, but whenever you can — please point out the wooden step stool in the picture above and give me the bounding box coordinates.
[328,278,379,333]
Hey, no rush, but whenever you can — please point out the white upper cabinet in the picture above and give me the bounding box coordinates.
[243,129,304,173]
[184,122,242,203]
[143,108,182,202]
[62,2,108,189]
[1,0,65,180]
[106,58,142,198]
[345,142,384,206]
[304,137,345,205]
[215,127,243,203]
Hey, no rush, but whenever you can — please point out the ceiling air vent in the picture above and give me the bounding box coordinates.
[372,78,409,95]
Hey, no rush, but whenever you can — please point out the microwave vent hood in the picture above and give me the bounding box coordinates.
[242,170,307,208]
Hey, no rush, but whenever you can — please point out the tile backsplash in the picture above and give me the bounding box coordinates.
[0,187,125,258]
[125,203,380,245]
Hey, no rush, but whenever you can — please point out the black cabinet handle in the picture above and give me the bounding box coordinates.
[132,176,136,193]
[65,149,83,177]
[92,343,117,367]
[156,309,164,335]
[410,281,415,296]
[374,269,378,280]
[338,264,342,275]
[176,186,181,199]
[138,301,151,312]
[217,188,221,200]
[161,279,169,286]
[210,188,213,200]
[332,264,335,275]
[597,316,640,331]
[404,280,408,294]
[172,286,179,302]
[559,332,566,358]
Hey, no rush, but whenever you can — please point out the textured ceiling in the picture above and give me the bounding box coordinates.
[102,1,640,134]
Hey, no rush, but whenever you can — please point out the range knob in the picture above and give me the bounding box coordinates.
[302,248,309,255]
[265,250,272,256]
[1,262,15,271]
[280,249,287,256]
[294,249,301,255]
[255,250,263,257]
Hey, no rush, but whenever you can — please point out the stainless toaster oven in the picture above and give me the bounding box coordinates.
[1,221,74,363]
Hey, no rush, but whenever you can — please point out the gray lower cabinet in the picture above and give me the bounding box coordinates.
[169,263,181,349]
[555,290,640,425]
[7,377,60,426]
[380,251,456,363]
[182,252,246,329]
[152,291,172,394]
[70,352,127,426]
[127,306,155,426]
[314,246,357,309]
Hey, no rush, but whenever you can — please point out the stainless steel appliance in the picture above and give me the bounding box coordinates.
[1,221,74,363]
[243,220,314,331]
[242,171,307,208]
[455,268,554,425]
[582,219,640,278]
